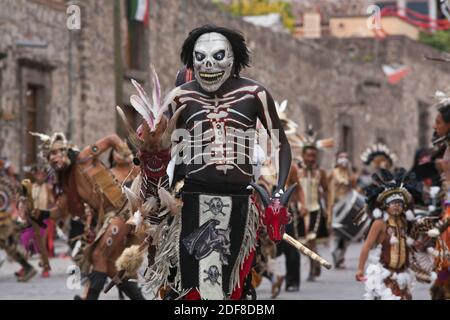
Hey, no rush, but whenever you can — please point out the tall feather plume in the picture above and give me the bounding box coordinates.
[29,132,51,143]
[151,65,161,110]
[394,168,407,185]
[380,169,393,183]
[316,138,334,149]
[158,188,182,216]
[155,86,181,126]
[123,185,142,213]
[131,79,155,129]
[371,173,386,187]
[275,99,288,114]
[130,67,166,132]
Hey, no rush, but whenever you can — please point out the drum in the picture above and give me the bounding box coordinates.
[0,175,14,213]
[332,190,369,242]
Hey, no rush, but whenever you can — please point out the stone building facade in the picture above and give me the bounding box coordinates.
[0,0,449,174]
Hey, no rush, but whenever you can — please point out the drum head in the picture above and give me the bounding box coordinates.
[0,191,9,212]
[0,176,14,213]
[332,190,368,241]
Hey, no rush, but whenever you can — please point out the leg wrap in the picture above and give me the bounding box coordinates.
[86,271,108,300]
[118,280,145,300]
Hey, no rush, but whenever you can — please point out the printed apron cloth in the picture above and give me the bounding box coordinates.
[179,192,249,300]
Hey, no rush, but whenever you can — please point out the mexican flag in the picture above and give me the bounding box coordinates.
[129,0,150,25]
[382,64,410,84]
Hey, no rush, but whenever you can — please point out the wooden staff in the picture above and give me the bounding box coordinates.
[283,234,332,269]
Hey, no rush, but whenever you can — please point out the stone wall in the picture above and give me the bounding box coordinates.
[148,0,450,168]
[1,0,449,173]
[0,0,123,171]
[0,0,75,169]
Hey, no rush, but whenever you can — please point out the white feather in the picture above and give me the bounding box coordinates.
[435,90,446,98]
[158,188,182,216]
[167,156,176,187]
[131,79,153,114]
[390,236,399,245]
[427,247,439,257]
[150,66,162,110]
[141,197,158,216]
[406,237,415,247]
[427,228,440,238]
[363,246,400,300]
[155,87,182,126]
[373,208,382,219]
[123,186,141,212]
[430,272,437,282]
[127,211,143,229]
[278,100,288,112]
[130,94,154,128]
[395,272,413,290]
[29,131,51,142]
[405,210,415,221]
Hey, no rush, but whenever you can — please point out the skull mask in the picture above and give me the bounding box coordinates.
[193,32,234,93]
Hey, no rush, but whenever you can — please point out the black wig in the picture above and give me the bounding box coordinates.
[438,102,450,123]
[180,25,250,76]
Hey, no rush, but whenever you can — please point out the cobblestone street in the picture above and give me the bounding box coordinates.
[0,241,432,300]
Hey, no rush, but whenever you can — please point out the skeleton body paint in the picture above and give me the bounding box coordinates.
[145,26,293,301]
[171,80,286,186]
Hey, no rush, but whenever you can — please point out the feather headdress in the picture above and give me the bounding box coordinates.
[117,66,185,152]
[434,90,450,106]
[275,100,298,136]
[365,168,423,217]
[29,131,76,158]
[290,125,334,151]
[360,143,397,167]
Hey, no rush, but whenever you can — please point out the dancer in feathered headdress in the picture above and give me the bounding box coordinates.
[292,125,334,282]
[0,157,38,282]
[429,90,450,300]
[327,151,361,269]
[30,130,150,300]
[360,143,397,171]
[254,100,307,295]
[355,168,446,299]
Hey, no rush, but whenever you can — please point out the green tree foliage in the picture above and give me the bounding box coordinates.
[418,30,450,52]
[213,0,296,32]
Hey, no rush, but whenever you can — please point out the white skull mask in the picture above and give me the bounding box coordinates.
[193,32,234,93]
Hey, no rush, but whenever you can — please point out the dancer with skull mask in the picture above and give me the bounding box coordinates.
[144,25,295,300]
